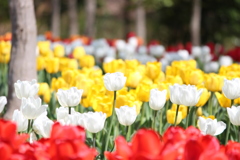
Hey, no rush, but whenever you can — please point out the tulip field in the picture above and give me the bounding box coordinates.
[1,33,240,160]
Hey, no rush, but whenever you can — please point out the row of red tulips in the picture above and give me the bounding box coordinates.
[1,119,239,160]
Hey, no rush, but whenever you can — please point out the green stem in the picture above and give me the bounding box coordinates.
[140,102,145,125]
[27,119,32,133]
[192,107,196,127]
[152,110,158,130]
[69,107,71,114]
[238,126,240,143]
[93,133,96,148]
[104,91,117,152]
[174,105,179,126]
[225,118,231,144]
[186,107,191,128]
[126,125,131,141]
[159,109,163,135]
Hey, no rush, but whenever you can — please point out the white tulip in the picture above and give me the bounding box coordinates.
[14,79,39,99]
[83,112,106,133]
[115,106,137,126]
[198,117,226,136]
[222,78,240,99]
[170,84,202,106]
[227,106,240,126]
[12,109,28,132]
[103,72,126,91]
[21,97,47,119]
[33,112,54,138]
[0,96,7,113]
[191,46,201,58]
[56,107,84,126]
[204,62,219,73]
[149,45,165,57]
[56,87,83,107]
[178,50,189,60]
[149,89,167,110]
[219,56,233,67]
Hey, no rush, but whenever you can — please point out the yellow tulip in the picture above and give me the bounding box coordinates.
[215,92,231,108]
[195,88,211,107]
[53,45,65,57]
[234,97,240,105]
[0,41,11,55]
[167,109,182,125]
[196,107,202,116]
[89,68,103,79]
[92,95,113,117]
[165,75,183,85]
[103,59,126,73]
[179,68,191,84]
[0,52,10,64]
[171,104,188,119]
[43,90,51,103]
[189,69,204,86]
[45,57,59,73]
[38,41,51,56]
[201,115,215,120]
[59,58,69,71]
[79,55,95,68]
[51,77,68,91]
[68,59,78,70]
[145,61,161,80]
[38,83,50,96]
[125,59,139,70]
[126,71,143,88]
[154,71,165,83]
[136,83,152,102]
[71,74,94,97]
[62,69,78,84]
[204,73,224,92]
[36,56,45,71]
[72,46,86,59]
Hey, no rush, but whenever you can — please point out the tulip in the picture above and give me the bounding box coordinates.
[115,106,137,126]
[222,78,240,100]
[195,88,211,107]
[219,56,233,67]
[145,61,161,80]
[149,89,167,110]
[45,57,59,74]
[21,97,48,119]
[215,92,231,108]
[227,106,240,126]
[167,109,182,125]
[126,71,143,88]
[0,96,7,113]
[56,87,83,107]
[53,44,65,57]
[33,112,54,138]
[83,112,106,133]
[79,55,95,68]
[57,107,84,126]
[12,109,28,132]
[56,106,77,121]
[198,117,226,136]
[170,84,202,106]
[103,72,126,91]
[14,79,39,99]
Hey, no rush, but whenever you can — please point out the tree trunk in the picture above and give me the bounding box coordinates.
[190,0,201,46]
[68,0,79,36]
[84,0,96,38]
[51,0,60,37]
[136,0,146,44]
[5,0,37,119]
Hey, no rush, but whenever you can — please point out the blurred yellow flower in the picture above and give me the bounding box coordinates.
[92,95,113,117]
[0,52,10,63]
[72,46,86,59]
[45,57,59,73]
[51,77,68,91]
[103,59,126,73]
[36,56,45,71]
[196,107,202,116]
[167,109,182,125]
[165,75,183,85]
[195,88,211,107]
[53,45,65,57]
[145,61,161,80]
[204,73,224,92]
[71,74,94,97]
[201,115,215,120]
[189,69,204,86]
[38,82,51,103]
[79,55,95,68]
[157,82,170,100]
[126,71,143,88]
[171,104,188,119]
[136,83,152,102]
[62,69,78,84]
[215,92,231,108]
[125,59,139,70]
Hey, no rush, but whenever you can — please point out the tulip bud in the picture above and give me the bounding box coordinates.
[198,117,226,136]
[0,96,7,113]
[33,112,54,138]
[83,112,106,133]
[222,78,240,100]
[149,89,167,110]
[115,106,137,126]
[227,106,240,126]
[103,72,126,91]
[21,97,48,119]
[167,109,182,125]
[57,87,83,107]
[12,109,28,132]
[14,79,39,99]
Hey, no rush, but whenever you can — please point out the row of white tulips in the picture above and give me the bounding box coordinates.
[0,72,240,141]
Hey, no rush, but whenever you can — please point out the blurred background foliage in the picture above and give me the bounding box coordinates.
[0,0,240,48]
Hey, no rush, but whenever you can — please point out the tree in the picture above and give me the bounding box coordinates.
[136,0,146,43]
[5,0,37,119]
[190,0,201,46]
[85,0,96,38]
[68,0,79,36]
[51,0,60,37]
